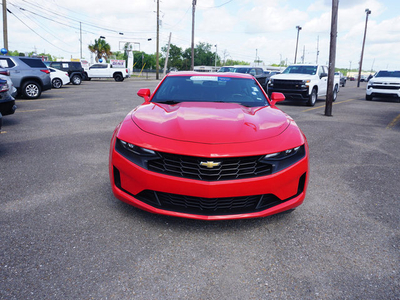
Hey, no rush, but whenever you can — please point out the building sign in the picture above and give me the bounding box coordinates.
[110,60,126,68]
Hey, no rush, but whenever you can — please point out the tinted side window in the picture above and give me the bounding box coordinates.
[20,58,47,68]
[0,58,16,68]
[71,63,83,70]
[51,62,62,69]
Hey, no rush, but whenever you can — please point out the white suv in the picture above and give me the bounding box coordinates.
[366,70,400,101]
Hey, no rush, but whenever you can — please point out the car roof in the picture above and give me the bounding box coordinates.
[166,71,254,79]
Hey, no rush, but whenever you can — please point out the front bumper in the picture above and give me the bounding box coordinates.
[268,87,310,101]
[110,143,309,220]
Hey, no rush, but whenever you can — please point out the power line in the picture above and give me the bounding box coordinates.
[7,7,78,53]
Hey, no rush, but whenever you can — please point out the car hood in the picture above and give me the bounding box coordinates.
[271,73,315,80]
[130,102,291,144]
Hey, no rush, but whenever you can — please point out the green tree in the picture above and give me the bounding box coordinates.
[113,51,125,60]
[181,42,219,70]
[161,43,183,70]
[88,38,112,62]
[132,51,156,70]
[225,59,250,66]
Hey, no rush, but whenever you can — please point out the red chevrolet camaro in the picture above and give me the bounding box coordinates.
[109,72,309,220]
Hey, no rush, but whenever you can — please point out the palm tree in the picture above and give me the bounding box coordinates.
[88,39,112,62]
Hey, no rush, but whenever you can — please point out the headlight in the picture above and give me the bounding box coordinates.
[302,79,311,85]
[261,145,306,173]
[116,138,158,169]
[0,83,9,92]
[120,140,156,156]
[263,146,301,159]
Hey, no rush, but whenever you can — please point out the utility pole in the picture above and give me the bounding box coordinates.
[357,8,371,87]
[156,0,160,79]
[325,0,339,117]
[2,0,8,52]
[294,26,302,64]
[163,32,172,77]
[191,0,196,71]
[214,44,217,68]
[80,22,82,59]
[316,36,320,64]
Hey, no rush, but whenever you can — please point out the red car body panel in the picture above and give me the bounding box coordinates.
[109,72,309,220]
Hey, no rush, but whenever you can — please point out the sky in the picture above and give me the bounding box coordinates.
[2,0,400,71]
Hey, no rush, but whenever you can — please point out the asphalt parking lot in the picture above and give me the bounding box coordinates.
[1,78,399,299]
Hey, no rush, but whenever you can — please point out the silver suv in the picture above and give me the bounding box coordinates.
[0,56,52,99]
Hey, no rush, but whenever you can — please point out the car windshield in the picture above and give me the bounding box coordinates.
[151,75,268,107]
[375,71,400,78]
[282,65,317,75]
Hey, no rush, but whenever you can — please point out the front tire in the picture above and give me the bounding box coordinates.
[71,75,82,85]
[52,78,63,89]
[307,88,317,106]
[22,81,41,99]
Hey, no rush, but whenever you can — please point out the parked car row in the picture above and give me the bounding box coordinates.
[0,56,129,130]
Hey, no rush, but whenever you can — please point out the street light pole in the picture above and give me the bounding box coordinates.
[2,0,8,52]
[214,44,217,68]
[191,0,196,71]
[156,0,160,80]
[294,26,302,64]
[357,8,371,88]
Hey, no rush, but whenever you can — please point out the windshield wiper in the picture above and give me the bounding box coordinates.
[155,100,181,105]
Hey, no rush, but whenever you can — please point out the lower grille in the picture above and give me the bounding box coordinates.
[136,190,284,216]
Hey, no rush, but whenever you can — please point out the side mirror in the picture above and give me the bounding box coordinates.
[270,92,285,105]
[137,88,151,103]
[320,73,328,78]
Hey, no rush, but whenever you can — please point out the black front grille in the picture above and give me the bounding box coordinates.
[272,79,304,89]
[148,152,272,181]
[136,190,284,216]
[370,84,400,90]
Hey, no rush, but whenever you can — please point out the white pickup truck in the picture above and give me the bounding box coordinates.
[267,64,340,106]
[86,63,129,82]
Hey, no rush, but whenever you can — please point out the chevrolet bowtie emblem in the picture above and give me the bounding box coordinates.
[200,161,221,168]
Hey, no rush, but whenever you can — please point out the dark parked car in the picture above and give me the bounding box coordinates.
[44,61,85,85]
[0,78,17,128]
[0,56,51,99]
[217,66,235,72]
[232,67,269,90]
